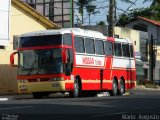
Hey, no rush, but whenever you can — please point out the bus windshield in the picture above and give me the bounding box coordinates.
[20,35,62,47]
[18,48,63,75]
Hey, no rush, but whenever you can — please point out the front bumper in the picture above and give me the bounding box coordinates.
[18,81,65,93]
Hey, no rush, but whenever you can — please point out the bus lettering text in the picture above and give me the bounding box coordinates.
[82,57,94,64]
[95,60,101,65]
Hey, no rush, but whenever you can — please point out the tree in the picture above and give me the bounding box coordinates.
[108,0,134,36]
[75,0,96,24]
[143,0,160,6]
[97,21,106,26]
[116,4,160,26]
[86,4,100,26]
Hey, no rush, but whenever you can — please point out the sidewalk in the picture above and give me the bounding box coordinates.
[0,94,33,101]
[135,85,160,90]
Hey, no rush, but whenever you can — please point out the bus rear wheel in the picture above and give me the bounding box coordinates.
[32,92,42,99]
[110,79,118,96]
[118,80,125,95]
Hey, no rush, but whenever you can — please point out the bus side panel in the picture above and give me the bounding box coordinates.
[111,68,136,90]
[125,69,136,89]
[101,56,112,90]
[65,67,102,91]
[102,69,112,90]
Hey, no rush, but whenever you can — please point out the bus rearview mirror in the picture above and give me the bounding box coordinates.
[10,52,18,67]
[62,49,67,64]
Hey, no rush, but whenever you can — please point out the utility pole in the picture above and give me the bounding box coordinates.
[72,0,74,27]
[149,35,154,82]
[70,0,74,27]
[108,0,115,37]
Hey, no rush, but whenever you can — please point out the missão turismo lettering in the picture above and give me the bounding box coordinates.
[82,57,102,65]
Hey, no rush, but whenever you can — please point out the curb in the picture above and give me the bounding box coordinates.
[135,85,160,91]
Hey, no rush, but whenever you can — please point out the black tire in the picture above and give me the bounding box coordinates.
[32,92,42,99]
[69,91,74,97]
[110,79,118,96]
[42,92,50,98]
[73,78,81,98]
[118,80,125,95]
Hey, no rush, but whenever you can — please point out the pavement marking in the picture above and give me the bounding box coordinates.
[92,112,127,117]
[0,98,8,101]
[0,106,35,110]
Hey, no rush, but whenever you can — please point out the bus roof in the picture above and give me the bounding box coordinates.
[115,38,132,44]
[21,28,106,39]
[21,28,132,44]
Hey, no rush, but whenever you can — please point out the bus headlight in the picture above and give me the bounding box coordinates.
[17,80,28,83]
[19,84,27,90]
[50,77,64,81]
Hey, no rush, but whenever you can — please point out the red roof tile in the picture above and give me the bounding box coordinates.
[138,16,160,27]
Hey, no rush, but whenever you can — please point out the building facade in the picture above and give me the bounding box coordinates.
[125,16,160,83]
[21,0,72,28]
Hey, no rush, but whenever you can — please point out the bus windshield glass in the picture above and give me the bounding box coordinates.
[18,49,63,75]
[20,35,62,47]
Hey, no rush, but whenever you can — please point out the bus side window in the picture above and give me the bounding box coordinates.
[74,36,85,53]
[122,44,130,57]
[105,41,113,56]
[95,39,104,55]
[114,43,122,57]
[63,34,72,46]
[85,38,95,54]
[130,45,134,58]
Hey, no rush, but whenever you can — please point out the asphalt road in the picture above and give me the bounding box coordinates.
[0,89,160,120]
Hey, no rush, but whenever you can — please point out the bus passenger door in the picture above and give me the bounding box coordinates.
[63,48,73,76]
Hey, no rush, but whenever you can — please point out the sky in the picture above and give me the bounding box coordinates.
[74,0,152,25]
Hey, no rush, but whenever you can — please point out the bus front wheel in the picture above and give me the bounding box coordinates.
[70,78,81,98]
[32,92,42,99]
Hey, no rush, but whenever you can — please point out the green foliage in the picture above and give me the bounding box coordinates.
[117,4,160,26]
[97,21,106,26]
[86,5,96,15]
[143,0,160,5]
[75,0,96,23]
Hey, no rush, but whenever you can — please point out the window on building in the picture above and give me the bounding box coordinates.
[85,38,95,54]
[95,40,104,55]
[74,36,85,53]
[0,46,5,49]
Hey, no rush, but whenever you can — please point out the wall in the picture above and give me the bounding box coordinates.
[114,27,140,52]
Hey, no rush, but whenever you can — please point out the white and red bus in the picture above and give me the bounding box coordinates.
[10,28,136,98]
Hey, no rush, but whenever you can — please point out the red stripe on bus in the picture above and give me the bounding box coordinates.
[107,37,115,42]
